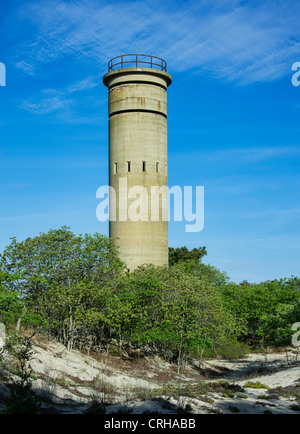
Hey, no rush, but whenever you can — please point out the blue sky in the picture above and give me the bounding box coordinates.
[0,0,300,282]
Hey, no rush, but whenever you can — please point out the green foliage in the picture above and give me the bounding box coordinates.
[228,406,240,413]
[0,227,124,349]
[257,303,300,347]
[1,226,299,365]
[217,278,300,344]
[0,332,41,414]
[195,263,230,287]
[0,271,24,326]
[100,264,233,367]
[0,226,123,294]
[209,339,249,360]
[244,381,270,390]
[168,246,207,266]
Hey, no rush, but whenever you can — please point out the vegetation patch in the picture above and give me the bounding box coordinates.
[244,381,270,390]
[198,381,245,395]
[228,405,240,413]
[267,385,300,400]
[0,227,300,413]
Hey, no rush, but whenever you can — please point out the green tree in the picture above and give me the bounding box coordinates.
[0,227,124,348]
[194,263,230,287]
[0,271,24,327]
[168,246,207,266]
[217,278,300,345]
[0,332,41,414]
[257,302,300,347]
[0,227,123,294]
[107,264,235,369]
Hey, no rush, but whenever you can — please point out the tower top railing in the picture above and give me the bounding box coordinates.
[108,54,167,72]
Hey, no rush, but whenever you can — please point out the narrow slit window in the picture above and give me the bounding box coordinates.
[127,161,131,172]
[156,162,159,173]
[142,161,146,172]
[114,162,117,174]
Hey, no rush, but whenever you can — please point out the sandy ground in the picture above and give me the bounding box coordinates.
[1,338,300,414]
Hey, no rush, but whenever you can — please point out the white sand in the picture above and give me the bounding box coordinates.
[1,338,300,414]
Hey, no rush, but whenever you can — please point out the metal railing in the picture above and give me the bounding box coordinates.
[108,54,167,72]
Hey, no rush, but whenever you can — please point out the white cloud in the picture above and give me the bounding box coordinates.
[171,145,300,166]
[21,94,73,115]
[15,60,36,75]
[20,74,101,115]
[66,76,99,93]
[208,146,300,162]
[12,0,300,85]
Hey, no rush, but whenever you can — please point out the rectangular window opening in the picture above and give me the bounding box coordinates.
[114,162,117,174]
[127,161,131,172]
[156,162,159,173]
[142,161,146,172]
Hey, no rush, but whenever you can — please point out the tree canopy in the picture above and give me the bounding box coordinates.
[168,246,207,266]
[0,227,299,366]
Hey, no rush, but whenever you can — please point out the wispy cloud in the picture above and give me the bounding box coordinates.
[206,146,300,162]
[20,75,101,115]
[10,0,300,85]
[15,60,36,75]
[66,76,99,93]
[171,145,300,166]
[21,93,73,115]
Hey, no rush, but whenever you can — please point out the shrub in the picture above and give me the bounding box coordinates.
[244,381,270,390]
[0,332,41,414]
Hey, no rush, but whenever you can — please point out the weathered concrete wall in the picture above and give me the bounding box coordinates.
[103,68,172,270]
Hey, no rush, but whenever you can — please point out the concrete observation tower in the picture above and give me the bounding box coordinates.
[103,54,172,271]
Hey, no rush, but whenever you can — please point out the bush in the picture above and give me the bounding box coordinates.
[103,263,233,368]
[217,278,300,346]
[0,272,24,326]
[0,332,41,414]
[1,227,299,365]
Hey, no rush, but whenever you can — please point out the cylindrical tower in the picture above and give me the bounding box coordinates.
[103,54,172,271]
